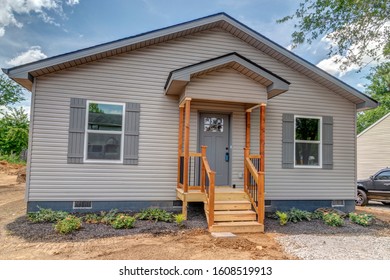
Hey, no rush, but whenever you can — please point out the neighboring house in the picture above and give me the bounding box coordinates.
[3,13,377,232]
[357,113,390,179]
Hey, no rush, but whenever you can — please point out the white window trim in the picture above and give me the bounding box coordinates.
[294,115,322,169]
[84,100,125,164]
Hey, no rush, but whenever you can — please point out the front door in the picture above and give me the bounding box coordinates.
[199,113,230,186]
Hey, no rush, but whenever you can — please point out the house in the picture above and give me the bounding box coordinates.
[3,13,377,232]
[357,112,390,179]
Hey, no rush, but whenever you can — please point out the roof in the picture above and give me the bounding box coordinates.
[357,112,390,138]
[2,12,377,110]
[164,52,290,98]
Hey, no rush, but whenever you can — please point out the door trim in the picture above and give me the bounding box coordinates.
[197,111,232,186]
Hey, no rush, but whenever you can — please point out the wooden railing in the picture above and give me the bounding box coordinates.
[243,148,265,224]
[178,152,202,190]
[200,146,215,227]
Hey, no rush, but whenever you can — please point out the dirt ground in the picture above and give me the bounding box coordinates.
[0,167,291,260]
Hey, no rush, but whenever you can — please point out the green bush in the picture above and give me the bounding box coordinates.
[288,208,312,223]
[54,215,82,234]
[174,214,186,227]
[28,207,68,223]
[276,211,288,225]
[311,210,324,220]
[349,212,374,226]
[323,213,344,227]
[0,107,29,156]
[84,213,102,224]
[0,153,26,164]
[100,209,118,224]
[136,208,173,222]
[111,214,136,229]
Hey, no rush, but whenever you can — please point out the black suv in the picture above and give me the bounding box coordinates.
[356,168,390,206]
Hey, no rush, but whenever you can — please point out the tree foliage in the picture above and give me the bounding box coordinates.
[0,74,25,108]
[278,0,390,70]
[357,62,390,134]
[0,107,29,156]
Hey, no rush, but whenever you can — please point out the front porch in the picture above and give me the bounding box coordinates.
[175,97,267,233]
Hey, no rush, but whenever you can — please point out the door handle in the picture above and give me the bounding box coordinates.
[225,152,229,162]
[384,183,390,186]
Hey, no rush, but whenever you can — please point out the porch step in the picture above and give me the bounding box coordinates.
[214,200,252,210]
[215,190,248,201]
[210,221,264,233]
[214,210,257,222]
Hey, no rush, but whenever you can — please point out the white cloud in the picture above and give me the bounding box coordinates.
[316,54,360,77]
[356,83,365,89]
[0,0,80,37]
[6,46,47,66]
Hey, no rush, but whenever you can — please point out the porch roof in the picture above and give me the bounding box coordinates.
[164,52,290,99]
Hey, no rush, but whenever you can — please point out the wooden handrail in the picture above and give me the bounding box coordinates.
[181,152,202,157]
[245,157,258,183]
[249,154,263,159]
[201,145,215,228]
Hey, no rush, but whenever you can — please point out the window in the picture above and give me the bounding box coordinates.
[294,116,322,167]
[85,101,125,162]
[376,171,390,180]
[204,117,223,132]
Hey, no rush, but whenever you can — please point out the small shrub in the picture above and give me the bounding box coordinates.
[311,210,324,220]
[28,207,68,223]
[174,214,186,227]
[323,212,344,227]
[276,211,288,225]
[54,215,82,234]
[111,215,136,229]
[100,209,118,224]
[288,208,312,223]
[84,213,102,224]
[136,208,173,222]
[349,212,374,226]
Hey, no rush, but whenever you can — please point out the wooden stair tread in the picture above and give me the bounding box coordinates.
[214,210,255,215]
[210,221,264,233]
[214,200,250,204]
[213,221,262,226]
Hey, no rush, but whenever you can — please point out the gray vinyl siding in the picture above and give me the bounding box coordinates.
[357,114,390,179]
[184,68,267,104]
[29,28,356,201]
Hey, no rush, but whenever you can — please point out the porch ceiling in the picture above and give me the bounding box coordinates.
[164,52,290,99]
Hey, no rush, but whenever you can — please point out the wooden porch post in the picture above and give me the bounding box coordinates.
[183,98,191,194]
[258,103,266,224]
[245,110,251,150]
[177,106,184,188]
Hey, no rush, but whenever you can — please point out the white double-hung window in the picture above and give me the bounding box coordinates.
[294,116,322,167]
[84,101,125,162]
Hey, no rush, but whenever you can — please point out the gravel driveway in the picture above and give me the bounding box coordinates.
[269,204,390,260]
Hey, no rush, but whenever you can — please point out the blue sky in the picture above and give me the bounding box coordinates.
[0,0,374,114]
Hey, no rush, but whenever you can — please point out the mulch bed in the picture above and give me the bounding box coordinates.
[6,203,208,243]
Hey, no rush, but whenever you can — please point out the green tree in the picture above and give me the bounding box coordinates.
[0,107,29,156]
[357,62,390,134]
[278,0,390,70]
[0,74,25,109]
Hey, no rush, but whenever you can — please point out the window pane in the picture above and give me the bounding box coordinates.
[87,133,121,160]
[88,103,123,131]
[376,171,390,180]
[295,118,319,140]
[204,117,223,132]
[295,143,319,166]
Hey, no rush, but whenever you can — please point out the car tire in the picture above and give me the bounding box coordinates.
[356,189,368,206]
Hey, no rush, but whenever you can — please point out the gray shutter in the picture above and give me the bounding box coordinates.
[123,102,140,165]
[67,98,86,163]
[282,113,294,169]
[322,116,333,170]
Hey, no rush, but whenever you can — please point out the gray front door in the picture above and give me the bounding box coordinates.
[199,113,230,186]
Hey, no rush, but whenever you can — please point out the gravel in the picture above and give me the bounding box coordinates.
[266,214,390,260]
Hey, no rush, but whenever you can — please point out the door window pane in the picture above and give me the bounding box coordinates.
[295,143,319,166]
[204,117,223,132]
[376,171,390,180]
[87,133,121,160]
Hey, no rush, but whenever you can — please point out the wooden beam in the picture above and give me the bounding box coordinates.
[183,98,191,193]
[246,111,251,150]
[200,146,207,193]
[208,171,215,228]
[179,97,192,108]
[177,106,184,188]
[258,171,265,224]
[243,148,249,192]
[260,104,266,172]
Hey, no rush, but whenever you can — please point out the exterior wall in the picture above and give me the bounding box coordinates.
[29,27,356,202]
[357,114,390,179]
[184,68,267,104]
